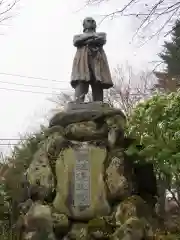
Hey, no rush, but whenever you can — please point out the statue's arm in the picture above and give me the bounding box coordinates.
[73,34,94,47]
[85,32,107,46]
[93,32,107,45]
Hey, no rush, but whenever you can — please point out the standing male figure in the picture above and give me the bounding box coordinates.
[71,17,113,102]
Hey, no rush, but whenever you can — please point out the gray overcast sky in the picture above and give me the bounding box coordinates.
[0,0,164,155]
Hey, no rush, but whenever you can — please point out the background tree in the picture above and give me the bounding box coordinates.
[0,0,18,25]
[0,126,47,240]
[126,91,180,215]
[153,72,180,92]
[154,19,180,92]
[51,65,155,116]
[159,19,180,77]
[86,0,180,41]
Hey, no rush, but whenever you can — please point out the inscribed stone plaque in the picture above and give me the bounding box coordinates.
[74,147,90,208]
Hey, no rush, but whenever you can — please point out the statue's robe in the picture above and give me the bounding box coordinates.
[71,32,113,89]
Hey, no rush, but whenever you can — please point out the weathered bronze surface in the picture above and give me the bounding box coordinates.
[71,17,113,102]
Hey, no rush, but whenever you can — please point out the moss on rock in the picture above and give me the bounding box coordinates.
[26,143,55,194]
[105,115,126,130]
[115,195,153,225]
[105,149,130,202]
[154,233,180,240]
[67,223,88,240]
[112,217,150,240]
[45,125,65,137]
[88,217,115,239]
[52,212,69,238]
[23,230,56,240]
[19,102,162,239]
[46,133,68,177]
[65,121,108,141]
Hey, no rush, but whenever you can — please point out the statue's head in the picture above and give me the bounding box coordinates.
[83,17,96,32]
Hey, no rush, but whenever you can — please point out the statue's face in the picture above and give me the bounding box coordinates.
[83,17,96,32]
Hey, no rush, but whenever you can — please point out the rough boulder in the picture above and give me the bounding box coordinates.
[17,102,162,240]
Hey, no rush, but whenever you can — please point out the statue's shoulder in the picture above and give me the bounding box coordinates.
[96,32,106,37]
[73,32,90,38]
[73,33,86,44]
[73,33,83,38]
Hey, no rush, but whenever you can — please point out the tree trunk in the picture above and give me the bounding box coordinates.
[156,173,171,217]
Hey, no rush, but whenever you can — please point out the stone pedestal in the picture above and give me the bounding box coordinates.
[18,102,158,240]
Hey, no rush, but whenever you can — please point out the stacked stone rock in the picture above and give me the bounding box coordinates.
[18,102,158,240]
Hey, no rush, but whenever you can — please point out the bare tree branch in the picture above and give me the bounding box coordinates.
[0,0,17,15]
[48,92,74,113]
[50,65,156,116]
[97,0,137,25]
[106,65,155,115]
[86,0,180,41]
[134,0,165,35]
[0,0,18,26]
[136,6,180,48]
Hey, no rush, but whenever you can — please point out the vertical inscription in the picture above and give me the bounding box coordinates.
[74,146,90,208]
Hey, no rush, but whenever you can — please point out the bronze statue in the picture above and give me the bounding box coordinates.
[71,17,113,102]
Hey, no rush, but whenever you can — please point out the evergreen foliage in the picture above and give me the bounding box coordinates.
[159,20,180,77]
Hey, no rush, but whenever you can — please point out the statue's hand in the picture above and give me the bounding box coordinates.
[84,38,95,44]
[87,35,106,45]
[73,33,106,47]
